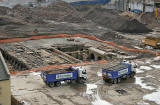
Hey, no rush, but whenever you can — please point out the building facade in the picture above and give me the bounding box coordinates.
[104,0,155,12]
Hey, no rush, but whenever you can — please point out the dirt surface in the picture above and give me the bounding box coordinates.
[0,1,159,105]
[0,1,153,39]
[117,19,152,33]
[11,57,160,105]
[0,1,85,23]
[0,37,142,71]
[141,13,160,29]
[76,6,152,33]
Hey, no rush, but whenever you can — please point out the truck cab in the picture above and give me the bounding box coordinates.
[74,66,87,83]
[122,60,137,72]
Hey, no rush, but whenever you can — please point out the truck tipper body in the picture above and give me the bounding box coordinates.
[41,66,87,87]
[102,62,136,84]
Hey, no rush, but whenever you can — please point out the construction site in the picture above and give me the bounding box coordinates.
[0,0,160,105]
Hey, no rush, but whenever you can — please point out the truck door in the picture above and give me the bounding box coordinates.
[77,66,87,80]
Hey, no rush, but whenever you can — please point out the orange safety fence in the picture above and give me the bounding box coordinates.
[10,59,107,75]
[75,34,159,56]
[0,33,159,56]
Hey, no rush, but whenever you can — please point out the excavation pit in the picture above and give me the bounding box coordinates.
[0,37,138,72]
[54,44,107,61]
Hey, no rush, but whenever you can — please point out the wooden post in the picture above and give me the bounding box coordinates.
[143,0,146,12]
[126,0,129,11]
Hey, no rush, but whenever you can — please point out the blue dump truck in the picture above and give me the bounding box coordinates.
[41,66,87,87]
[102,62,137,84]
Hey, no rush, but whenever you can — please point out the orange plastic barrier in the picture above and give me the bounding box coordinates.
[10,59,107,75]
[75,34,159,56]
[0,33,159,56]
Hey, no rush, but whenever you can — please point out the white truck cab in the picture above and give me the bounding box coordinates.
[131,62,137,72]
[122,60,137,72]
[76,66,87,80]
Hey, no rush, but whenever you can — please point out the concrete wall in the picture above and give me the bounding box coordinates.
[0,80,11,105]
[88,50,105,61]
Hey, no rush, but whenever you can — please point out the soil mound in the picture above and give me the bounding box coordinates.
[84,8,125,30]
[82,7,152,33]
[0,16,23,25]
[10,1,85,23]
[0,6,11,15]
[117,19,152,33]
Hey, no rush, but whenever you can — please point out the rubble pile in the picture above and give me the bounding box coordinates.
[35,2,85,23]
[84,7,127,30]
[0,1,85,24]
[0,1,153,36]
[78,6,152,33]
[9,1,85,23]
[0,16,24,25]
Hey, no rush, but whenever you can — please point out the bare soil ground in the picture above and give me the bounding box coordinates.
[11,57,160,105]
[0,1,154,40]
[0,1,159,105]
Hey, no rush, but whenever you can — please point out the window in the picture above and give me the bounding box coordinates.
[82,70,87,74]
[155,3,160,8]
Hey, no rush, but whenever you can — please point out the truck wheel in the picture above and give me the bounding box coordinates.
[126,75,130,79]
[103,78,106,81]
[67,80,73,84]
[55,81,61,87]
[117,78,121,83]
[130,72,135,78]
[44,81,48,85]
[79,79,83,84]
[103,78,109,82]
[78,78,85,84]
[48,82,55,88]
[112,79,117,84]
